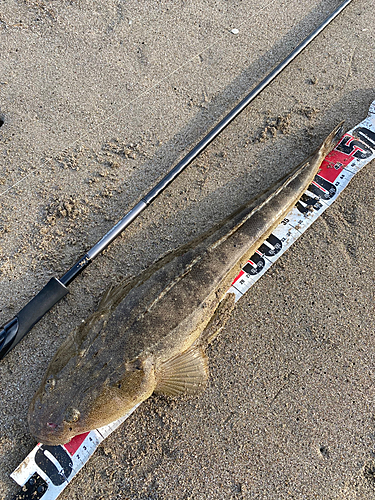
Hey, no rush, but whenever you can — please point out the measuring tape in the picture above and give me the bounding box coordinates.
[10,100,375,500]
[228,101,375,301]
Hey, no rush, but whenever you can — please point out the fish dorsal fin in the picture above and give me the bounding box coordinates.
[97,184,282,314]
[155,346,209,397]
[98,277,136,311]
[97,229,215,314]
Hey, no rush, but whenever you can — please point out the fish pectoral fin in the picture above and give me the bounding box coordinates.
[154,346,209,397]
[200,292,236,345]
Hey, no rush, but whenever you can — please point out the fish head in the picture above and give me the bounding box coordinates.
[28,339,156,445]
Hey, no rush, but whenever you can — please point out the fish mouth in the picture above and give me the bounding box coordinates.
[31,425,72,445]
[28,413,77,445]
[37,433,73,446]
[31,429,73,446]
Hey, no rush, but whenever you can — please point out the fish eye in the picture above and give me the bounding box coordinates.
[133,359,142,371]
[64,407,81,423]
[125,359,143,371]
[45,377,56,391]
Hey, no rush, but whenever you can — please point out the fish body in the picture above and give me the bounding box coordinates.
[28,123,344,445]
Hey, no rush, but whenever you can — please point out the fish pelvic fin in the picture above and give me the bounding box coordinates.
[154,346,209,397]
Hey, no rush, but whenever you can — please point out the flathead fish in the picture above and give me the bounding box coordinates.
[28,122,344,445]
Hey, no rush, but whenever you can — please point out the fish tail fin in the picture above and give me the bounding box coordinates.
[319,121,345,157]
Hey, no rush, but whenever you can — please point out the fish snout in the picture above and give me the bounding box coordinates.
[28,402,81,445]
[28,418,71,445]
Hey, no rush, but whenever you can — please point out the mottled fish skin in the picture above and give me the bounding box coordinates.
[28,123,344,445]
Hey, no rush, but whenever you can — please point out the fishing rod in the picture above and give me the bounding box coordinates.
[0,0,354,360]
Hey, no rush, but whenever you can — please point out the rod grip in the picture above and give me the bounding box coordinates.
[0,278,69,360]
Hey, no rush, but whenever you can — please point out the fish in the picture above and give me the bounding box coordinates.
[28,122,344,445]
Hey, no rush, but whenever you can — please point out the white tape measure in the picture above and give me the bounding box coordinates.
[10,100,375,499]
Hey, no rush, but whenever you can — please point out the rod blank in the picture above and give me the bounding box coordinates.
[0,0,354,360]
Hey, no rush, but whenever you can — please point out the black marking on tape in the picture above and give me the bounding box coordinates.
[13,472,48,500]
[243,253,265,275]
[35,445,73,486]
[258,234,282,257]
[336,134,373,159]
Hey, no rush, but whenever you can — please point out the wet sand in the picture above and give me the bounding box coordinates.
[0,0,374,498]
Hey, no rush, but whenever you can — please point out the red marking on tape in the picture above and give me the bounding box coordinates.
[311,180,328,193]
[63,432,90,456]
[232,269,244,285]
[319,134,355,182]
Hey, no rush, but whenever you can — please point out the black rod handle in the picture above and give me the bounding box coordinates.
[0,278,68,360]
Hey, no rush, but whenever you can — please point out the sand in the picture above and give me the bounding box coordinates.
[0,0,374,498]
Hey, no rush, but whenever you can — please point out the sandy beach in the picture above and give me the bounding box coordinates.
[0,0,374,498]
